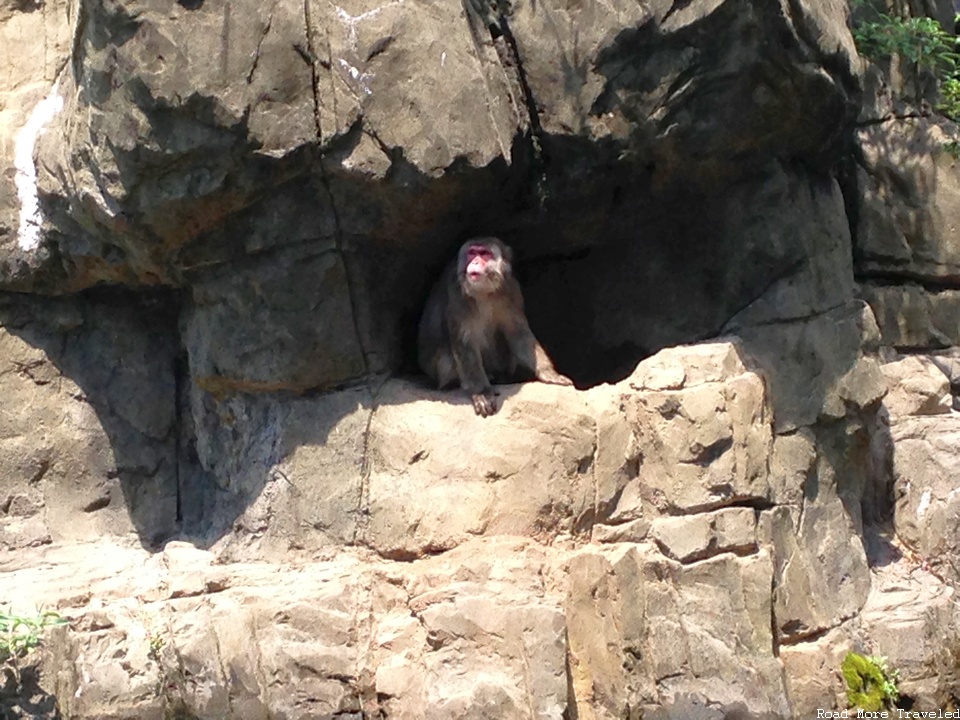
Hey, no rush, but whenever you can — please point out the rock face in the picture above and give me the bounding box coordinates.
[0,343,874,718]
[849,44,960,353]
[2,0,862,384]
[0,291,179,549]
[1,0,959,716]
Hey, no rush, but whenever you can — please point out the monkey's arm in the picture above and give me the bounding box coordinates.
[449,319,498,417]
[505,319,573,387]
[531,340,574,385]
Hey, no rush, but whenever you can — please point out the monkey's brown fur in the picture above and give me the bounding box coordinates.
[417,237,572,417]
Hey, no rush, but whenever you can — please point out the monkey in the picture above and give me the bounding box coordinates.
[417,237,573,417]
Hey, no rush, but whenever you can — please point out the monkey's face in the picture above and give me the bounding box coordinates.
[460,242,508,295]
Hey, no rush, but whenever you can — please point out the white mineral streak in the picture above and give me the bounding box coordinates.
[917,488,932,520]
[15,79,64,252]
[335,2,405,44]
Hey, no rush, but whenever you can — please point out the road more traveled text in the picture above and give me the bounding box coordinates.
[817,711,960,718]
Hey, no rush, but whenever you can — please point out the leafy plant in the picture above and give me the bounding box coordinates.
[850,1,960,151]
[148,632,165,662]
[939,76,960,120]
[841,652,900,711]
[0,608,66,686]
[853,12,960,75]
[943,138,960,158]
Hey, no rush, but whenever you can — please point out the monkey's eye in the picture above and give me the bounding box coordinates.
[468,245,494,260]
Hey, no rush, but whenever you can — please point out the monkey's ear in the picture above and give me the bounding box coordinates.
[499,240,514,265]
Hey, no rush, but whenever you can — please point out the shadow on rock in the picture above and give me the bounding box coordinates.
[0,665,61,720]
[0,289,181,549]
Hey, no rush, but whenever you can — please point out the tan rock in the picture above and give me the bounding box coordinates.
[629,368,772,513]
[779,624,857,715]
[650,507,757,563]
[881,356,952,417]
[363,380,597,559]
[860,558,960,708]
[891,415,960,583]
[0,295,178,549]
[626,342,746,391]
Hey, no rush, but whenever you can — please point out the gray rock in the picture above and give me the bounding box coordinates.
[860,283,960,350]
[763,478,871,645]
[854,119,960,284]
[1,0,865,394]
[733,302,886,433]
[768,428,816,511]
[183,242,369,394]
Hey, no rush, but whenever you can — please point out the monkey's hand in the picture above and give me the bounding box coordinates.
[537,368,574,387]
[471,389,499,417]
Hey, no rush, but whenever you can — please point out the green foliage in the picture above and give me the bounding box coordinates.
[853,12,960,75]
[943,138,960,158]
[0,608,66,686]
[939,76,960,120]
[850,2,960,141]
[841,652,900,711]
[148,632,165,662]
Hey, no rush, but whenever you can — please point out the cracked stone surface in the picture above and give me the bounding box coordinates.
[854,118,960,284]
[4,333,958,717]
[0,292,178,549]
[851,94,960,352]
[2,0,863,388]
[876,354,960,586]
[2,0,960,716]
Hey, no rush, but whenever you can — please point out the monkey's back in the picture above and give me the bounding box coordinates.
[417,261,459,388]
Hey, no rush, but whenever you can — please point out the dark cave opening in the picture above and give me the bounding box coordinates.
[391,158,824,392]
[391,158,827,392]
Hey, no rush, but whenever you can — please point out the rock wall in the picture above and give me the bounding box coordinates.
[0,0,959,717]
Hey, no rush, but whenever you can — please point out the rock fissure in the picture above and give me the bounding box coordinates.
[245,8,274,84]
[857,273,960,293]
[353,377,386,546]
[207,622,233,715]
[2,0,959,715]
[777,615,853,647]
[354,578,380,717]
[173,353,185,526]
[854,112,930,128]
[728,299,849,331]
[302,0,371,381]
[466,0,548,199]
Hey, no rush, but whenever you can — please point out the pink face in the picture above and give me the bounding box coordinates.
[464,244,495,281]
